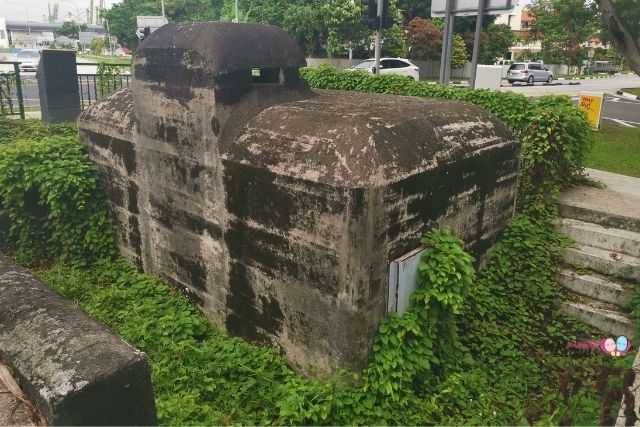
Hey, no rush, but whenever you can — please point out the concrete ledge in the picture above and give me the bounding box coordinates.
[0,254,157,426]
[616,90,640,101]
[557,218,640,258]
[559,268,633,307]
[561,294,635,338]
[565,245,640,281]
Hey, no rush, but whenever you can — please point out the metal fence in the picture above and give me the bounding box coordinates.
[0,62,25,119]
[78,63,131,110]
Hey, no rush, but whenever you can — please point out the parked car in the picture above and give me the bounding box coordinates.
[350,58,420,80]
[507,62,553,85]
[15,49,41,72]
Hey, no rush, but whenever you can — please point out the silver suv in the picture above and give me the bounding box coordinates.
[507,63,553,85]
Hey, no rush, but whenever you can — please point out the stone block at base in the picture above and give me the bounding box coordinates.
[0,254,157,426]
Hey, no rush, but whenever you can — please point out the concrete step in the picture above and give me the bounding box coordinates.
[559,169,640,234]
[564,244,640,282]
[558,268,634,308]
[561,292,636,339]
[558,218,640,258]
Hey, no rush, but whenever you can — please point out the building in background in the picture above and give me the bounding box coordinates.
[0,18,8,49]
[3,20,105,49]
[494,3,541,61]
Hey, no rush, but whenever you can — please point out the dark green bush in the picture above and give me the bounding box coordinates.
[0,117,77,142]
[0,134,116,264]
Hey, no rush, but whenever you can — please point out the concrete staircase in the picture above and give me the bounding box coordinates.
[556,169,640,426]
[558,169,640,338]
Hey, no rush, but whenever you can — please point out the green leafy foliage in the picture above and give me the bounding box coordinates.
[519,95,593,216]
[528,0,598,67]
[451,34,470,69]
[96,63,126,98]
[0,123,116,264]
[0,118,77,141]
[482,23,516,64]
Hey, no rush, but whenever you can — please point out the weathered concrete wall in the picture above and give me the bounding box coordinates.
[78,21,519,374]
[0,254,157,425]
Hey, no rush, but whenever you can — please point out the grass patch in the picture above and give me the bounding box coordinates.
[585,123,640,178]
[621,88,640,97]
[77,54,132,66]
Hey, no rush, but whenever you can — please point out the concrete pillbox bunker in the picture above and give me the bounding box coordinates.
[78,22,519,373]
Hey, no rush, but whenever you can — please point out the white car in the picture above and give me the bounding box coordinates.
[350,58,420,80]
[15,49,41,72]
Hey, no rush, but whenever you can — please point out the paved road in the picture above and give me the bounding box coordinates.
[14,73,130,110]
[578,94,640,128]
[501,73,640,97]
[8,70,640,126]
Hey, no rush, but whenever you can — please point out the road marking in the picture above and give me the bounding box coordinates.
[604,118,638,128]
[611,97,621,102]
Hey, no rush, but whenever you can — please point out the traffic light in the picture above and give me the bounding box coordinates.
[362,0,394,30]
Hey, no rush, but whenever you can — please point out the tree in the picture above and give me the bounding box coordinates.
[482,23,515,63]
[595,0,640,75]
[396,0,431,22]
[450,33,469,69]
[405,17,442,60]
[282,4,323,56]
[90,37,107,55]
[101,1,162,48]
[54,21,88,39]
[528,0,598,69]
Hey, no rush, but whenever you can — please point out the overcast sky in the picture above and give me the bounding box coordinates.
[2,0,122,22]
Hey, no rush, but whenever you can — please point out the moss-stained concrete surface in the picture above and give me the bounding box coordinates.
[78,21,519,374]
[0,254,157,425]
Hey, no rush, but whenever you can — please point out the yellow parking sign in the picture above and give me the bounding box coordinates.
[578,92,604,130]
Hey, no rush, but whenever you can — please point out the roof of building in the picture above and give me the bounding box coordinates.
[521,11,535,22]
[6,20,105,33]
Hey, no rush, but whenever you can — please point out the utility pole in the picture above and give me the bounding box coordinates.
[374,0,384,75]
[105,18,114,58]
[161,0,165,18]
[438,0,454,84]
[468,0,487,89]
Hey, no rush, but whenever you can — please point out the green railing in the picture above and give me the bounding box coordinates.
[0,62,25,119]
[77,62,131,110]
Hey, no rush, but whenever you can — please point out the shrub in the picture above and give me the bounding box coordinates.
[0,134,116,264]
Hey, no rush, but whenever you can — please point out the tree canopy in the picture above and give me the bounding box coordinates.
[54,21,88,39]
[528,0,598,67]
[100,0,406,58]
[406,17,443,60]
